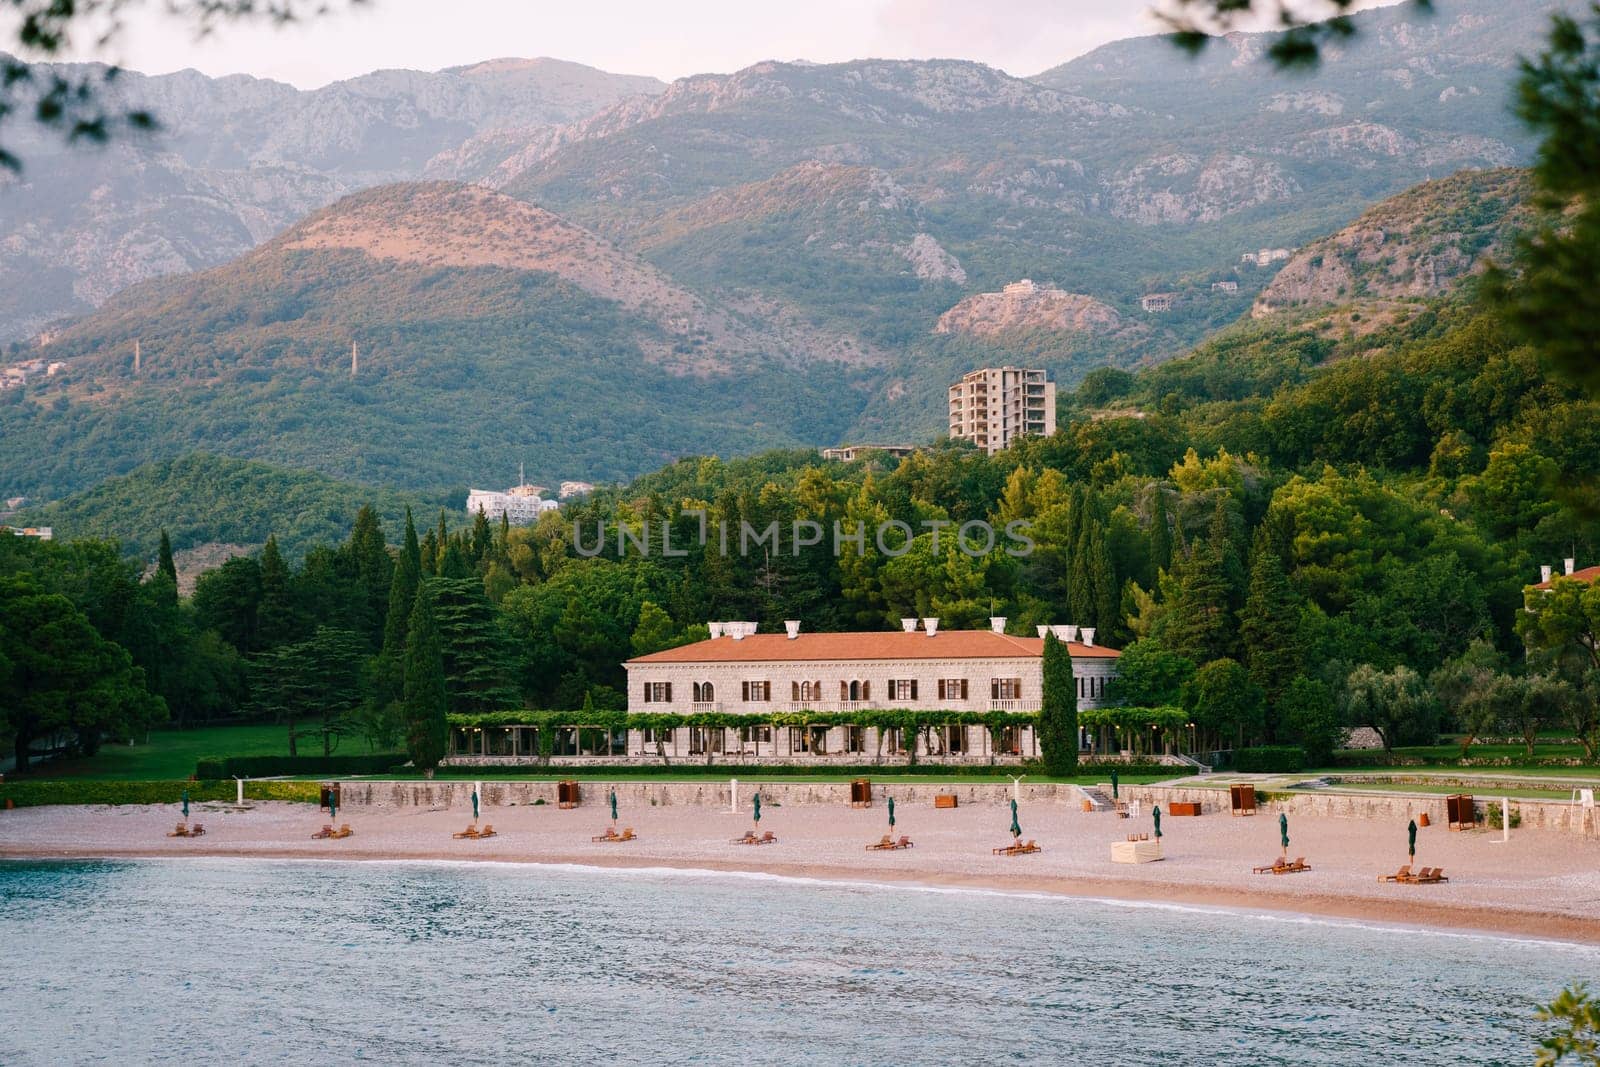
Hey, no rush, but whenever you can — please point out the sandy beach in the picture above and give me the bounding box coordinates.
[4,799,1599,945]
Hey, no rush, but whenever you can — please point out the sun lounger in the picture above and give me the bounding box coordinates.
[1423,867,1447,883]
[477,824,496,839]
[167,823,190,838]
[896,835,914,849]
[1379,865,1411,883]
[758,831,778,844]
[189,824,205,837]
[592,828,618,842]
[330,824,352,839]
[454,825,481,839]
[1252,860,1282,874]
[311,824,334,839]
[1272,856,1309,875]
[867,835,896,851]
[1014,840,1041,855]
[732,831,758,845]
[992,842,1020,855]
[615,828,635,842]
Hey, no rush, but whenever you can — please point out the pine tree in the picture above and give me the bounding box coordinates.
[155,529,178,605]
[256,534,298,649]
[402,588,448,775]
[1038,633,1078,775]
[1239,531,1305,722]
[425,577,519,712]
[1159,541,1234,665]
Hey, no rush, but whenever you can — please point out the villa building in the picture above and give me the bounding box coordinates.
[1534,558,1595,588]
[614,618,1119,762]
[1140,293,1175,313]
[441,618,1122,767]
[948,367,1056,455]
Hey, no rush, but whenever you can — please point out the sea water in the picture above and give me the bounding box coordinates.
[0,858,1590,1065]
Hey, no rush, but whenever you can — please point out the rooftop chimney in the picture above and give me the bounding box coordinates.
[902,617,919,633]
[1050,624,1078,644]
[923,617,939,637]
[785,620,801,640]
[1035,625,1049,639]
[1566,558,1577,576]
[989,616,1007,635]
[708,622,725,639]
[1082,628,1096,646]
[1541,565,1553,584]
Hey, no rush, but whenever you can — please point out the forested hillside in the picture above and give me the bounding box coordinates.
[14,454,457,561]
[8,280,1597,768]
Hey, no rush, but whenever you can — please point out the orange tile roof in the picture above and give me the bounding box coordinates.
[626,629,1120,664]
[1533,565,1600,590]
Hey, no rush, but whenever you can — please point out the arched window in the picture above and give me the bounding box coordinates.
[693,681,715,703]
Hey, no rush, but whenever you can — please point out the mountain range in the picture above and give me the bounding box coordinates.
[0,0,1566,503]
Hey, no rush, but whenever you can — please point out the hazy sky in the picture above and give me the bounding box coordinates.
[41,0,1405,88]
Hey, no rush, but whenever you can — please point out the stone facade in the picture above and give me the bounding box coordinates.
[624,653,1118,717]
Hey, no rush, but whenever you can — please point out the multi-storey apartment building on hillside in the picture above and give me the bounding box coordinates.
[948,367,1056,454]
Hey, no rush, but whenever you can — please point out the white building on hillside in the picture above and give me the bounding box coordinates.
[466,473,559,525]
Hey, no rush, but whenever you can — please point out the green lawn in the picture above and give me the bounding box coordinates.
[19,724,300,781]
[13,725,1174,785]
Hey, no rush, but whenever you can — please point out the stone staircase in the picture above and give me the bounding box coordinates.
[1080,786,1116,812]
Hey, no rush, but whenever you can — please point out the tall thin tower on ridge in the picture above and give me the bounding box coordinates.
[133,339,141,375]
[351,340,358,378]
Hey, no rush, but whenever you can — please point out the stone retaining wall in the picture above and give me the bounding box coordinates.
[333,779,1599,835]
[1119,785,1599,836]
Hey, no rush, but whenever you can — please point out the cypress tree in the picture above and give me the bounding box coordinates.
[348,505,392,646]
[1088,520,1119,641]
[381,509,421,660]
[256,534,298,648]
[1149,490,1173,577]
[1038,633,1078,775]
[154,531,176,588]
[419,528,439,577]
[1069,517,1097,628]
[470,507,492,562]
[402,588,448,776]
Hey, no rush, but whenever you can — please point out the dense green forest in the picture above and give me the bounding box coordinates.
[6,288,1598,771]
[15,453,462,559]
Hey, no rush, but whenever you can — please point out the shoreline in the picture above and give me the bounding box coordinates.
[6,842,1598,948]
[6,800,1600,949]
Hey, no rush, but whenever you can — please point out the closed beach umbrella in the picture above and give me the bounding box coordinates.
[1408,819,1417,861]
[1153,805,1162,839]
[888,796,896,831]
[329,793,337,821]
[1010,798,1021,838]
[472,788,480,822]
[609,789,618,823]
[181,789,189,819]
[1279,812,1289,856]
[1111,768,1119,800]
[754,793,762,825]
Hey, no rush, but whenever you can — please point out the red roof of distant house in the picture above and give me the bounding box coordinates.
[1533,566,1600,590]
[626,629,1120,665]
